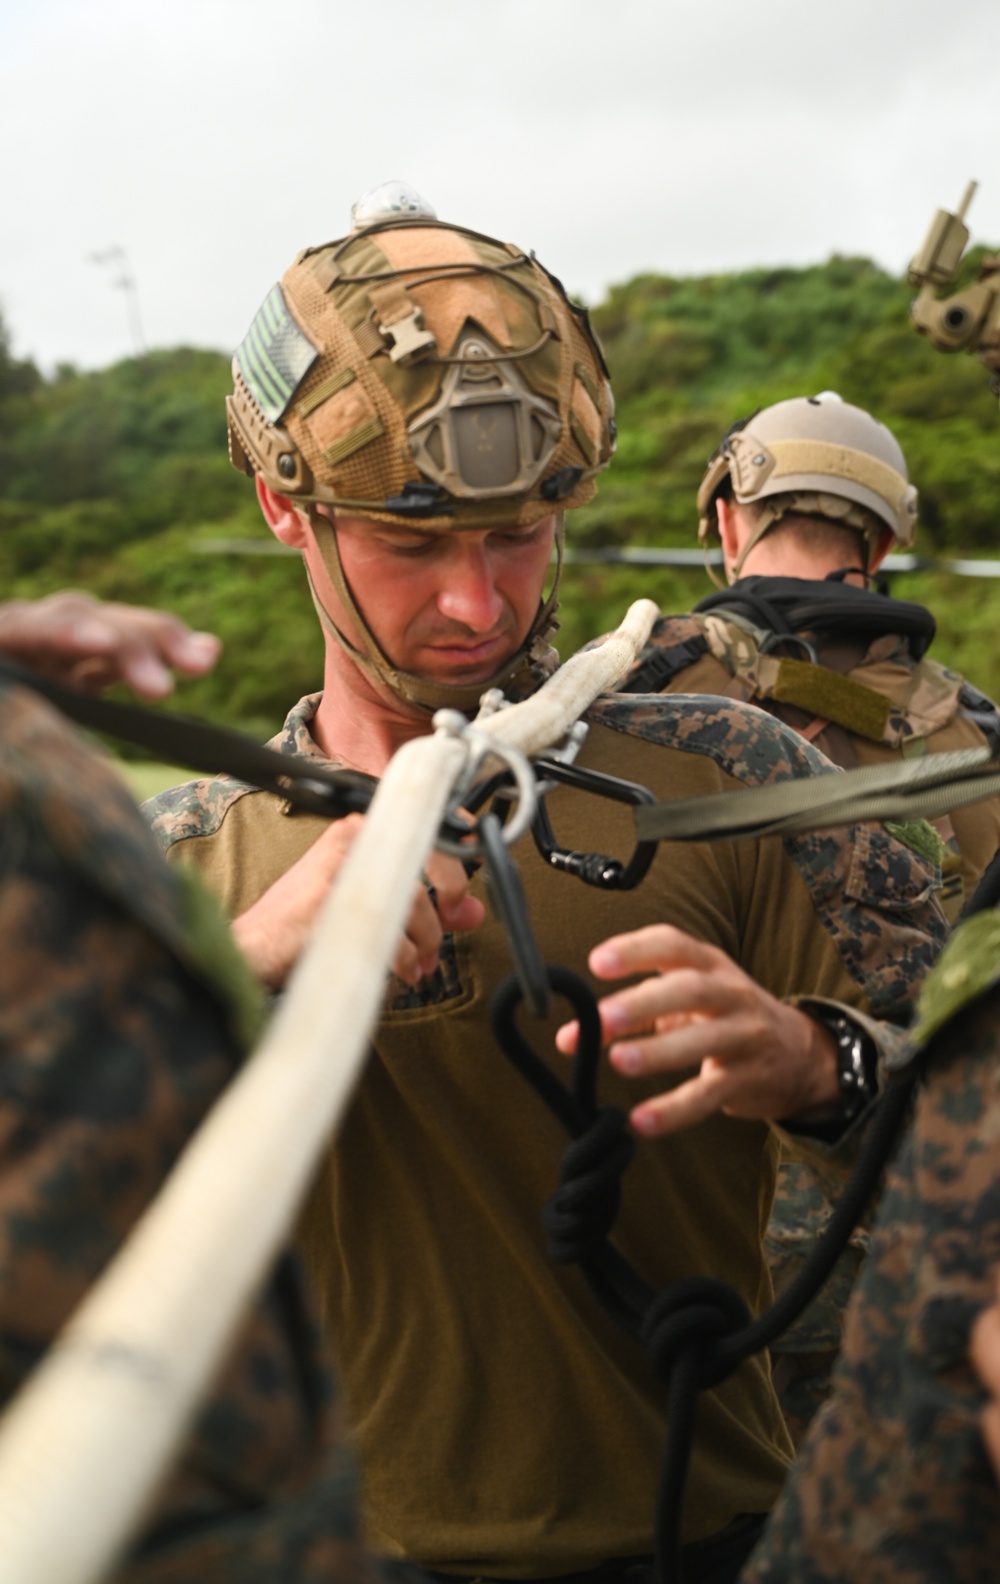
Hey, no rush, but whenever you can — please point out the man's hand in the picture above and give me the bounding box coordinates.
[970,1268,1000,1481]
[554,924,839,1138]
[232,815,485,991]
[0,592,221,699]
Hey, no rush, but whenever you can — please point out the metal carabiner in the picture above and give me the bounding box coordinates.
[432,709,539,859]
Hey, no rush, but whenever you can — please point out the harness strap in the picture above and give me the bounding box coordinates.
[619,636,710,694]
[0,657,378,820]
[632,746,1000,844]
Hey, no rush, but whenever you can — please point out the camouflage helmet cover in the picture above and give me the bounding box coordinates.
[696,393,919,557]
[226,215,615,531]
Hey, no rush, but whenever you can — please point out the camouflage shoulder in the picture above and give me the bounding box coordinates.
[645,612,706,650]
[0,680,261,1055]
[589,689,836,786]
[142,773,258,853]
[0,680,183,936]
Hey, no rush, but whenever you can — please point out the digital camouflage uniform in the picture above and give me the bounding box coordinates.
[0,675,379,1584]
[145,684,946,1578]
[624,604,1000,1444]
[741,909,1000,1584]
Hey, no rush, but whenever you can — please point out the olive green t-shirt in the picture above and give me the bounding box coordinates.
[146,691,943,1575]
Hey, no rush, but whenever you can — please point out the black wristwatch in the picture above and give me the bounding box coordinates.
[798,1000,879,1124]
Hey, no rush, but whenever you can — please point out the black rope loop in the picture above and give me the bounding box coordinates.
[641,1278,751,1391]
[490,965,605,1136]
[492,965,923,1584]
[541,1107,635,1262]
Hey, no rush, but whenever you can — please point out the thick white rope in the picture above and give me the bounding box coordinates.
[0,598,659,1584]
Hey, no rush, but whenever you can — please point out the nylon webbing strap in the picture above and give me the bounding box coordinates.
[0,658,376,820]
[633,747,1000,843]
[769,438,909,509]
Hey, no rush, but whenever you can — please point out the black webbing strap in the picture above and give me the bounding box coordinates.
[0,657,378,820]
[490,968,919,1584]
[618,636,710,695]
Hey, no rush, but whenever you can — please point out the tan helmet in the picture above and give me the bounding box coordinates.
[226,184,616,712]
[226,194,615,529]
[696,393,919,578]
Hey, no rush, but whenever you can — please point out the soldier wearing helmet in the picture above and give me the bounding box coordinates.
[626,392,1000,924]
[144,190,946,1584]
[697,391,918,581]
[736,191,1000,1584]
[621,392,1000,1449]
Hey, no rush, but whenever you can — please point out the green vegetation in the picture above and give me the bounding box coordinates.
[3,251,1000,739]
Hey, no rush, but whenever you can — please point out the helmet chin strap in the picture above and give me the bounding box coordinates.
[303,506,564,716]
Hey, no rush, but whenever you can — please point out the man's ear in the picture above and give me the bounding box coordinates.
[715,497,743,578]
[867,527,895,576]
[256,475,310,548]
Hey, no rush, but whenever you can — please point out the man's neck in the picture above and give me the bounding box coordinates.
[310,644,432,775]
[735,545,867,585]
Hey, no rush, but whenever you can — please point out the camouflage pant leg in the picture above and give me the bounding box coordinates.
[765,1158,869,1447]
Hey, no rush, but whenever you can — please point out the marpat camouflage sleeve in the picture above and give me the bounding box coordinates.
[741,914,1000,1584]
[0,680,379,1584]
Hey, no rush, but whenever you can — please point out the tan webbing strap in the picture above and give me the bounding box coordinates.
[634,746,1000,843]
[767,656,893,742]
[368,281,416,328]
[797,715,831,743]
[351,319,385,359]
[365,280,437,364]
[770,439,909,512]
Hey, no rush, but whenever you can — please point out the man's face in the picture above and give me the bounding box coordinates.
[314,509,558,684]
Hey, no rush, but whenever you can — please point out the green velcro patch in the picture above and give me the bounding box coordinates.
[770,657,893,740]
[320,415,385,468]
[884,817,947,869]
[297,366,356,418]
[235,284,319,423]
[909,910,1000,1048]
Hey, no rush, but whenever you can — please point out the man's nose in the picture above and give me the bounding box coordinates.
[436,545,504,631]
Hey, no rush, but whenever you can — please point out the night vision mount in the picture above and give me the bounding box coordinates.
[909,181,1000,383]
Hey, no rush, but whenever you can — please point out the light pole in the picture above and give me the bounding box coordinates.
[89,246,146,357]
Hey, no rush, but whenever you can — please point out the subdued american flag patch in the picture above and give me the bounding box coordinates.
[234,285,319,422]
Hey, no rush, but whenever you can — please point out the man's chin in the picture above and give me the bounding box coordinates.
[415,641,520,686]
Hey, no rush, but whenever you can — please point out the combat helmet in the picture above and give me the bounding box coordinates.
[226,183,615,711]
[696,393,919,581]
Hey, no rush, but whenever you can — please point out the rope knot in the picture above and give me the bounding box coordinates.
[641,1278,750,1390]
[541,1106,635,1263]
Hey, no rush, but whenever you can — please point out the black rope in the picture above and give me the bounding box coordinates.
[490,969,919,1584]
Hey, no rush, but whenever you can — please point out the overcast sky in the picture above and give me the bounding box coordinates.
[2,0,998,373]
